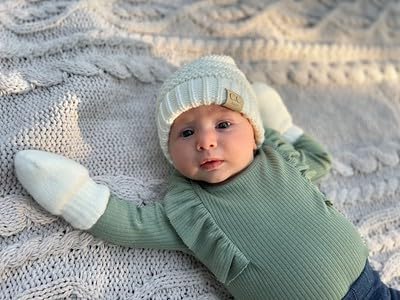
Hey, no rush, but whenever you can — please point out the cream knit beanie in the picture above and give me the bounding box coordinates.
[156,55,265,163]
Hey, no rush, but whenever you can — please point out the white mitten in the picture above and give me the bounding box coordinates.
[14,150,110,230]
[251,82,303,142]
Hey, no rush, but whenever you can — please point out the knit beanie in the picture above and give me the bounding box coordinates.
[156,55,265,163]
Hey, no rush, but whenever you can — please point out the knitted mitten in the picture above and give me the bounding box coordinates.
[14,150,110,230]
[251,82,303,142]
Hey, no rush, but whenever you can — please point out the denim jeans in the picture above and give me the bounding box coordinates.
[342,261,400,300]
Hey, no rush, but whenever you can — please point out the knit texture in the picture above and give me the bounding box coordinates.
[157,55,264,162]
[1,0,400,299]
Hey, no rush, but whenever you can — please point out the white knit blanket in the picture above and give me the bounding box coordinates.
[1,0,400,298]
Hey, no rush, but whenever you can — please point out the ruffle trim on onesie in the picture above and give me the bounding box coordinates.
[164,173,250,285]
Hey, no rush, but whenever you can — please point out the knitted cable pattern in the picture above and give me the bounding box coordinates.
[1,0,400,298]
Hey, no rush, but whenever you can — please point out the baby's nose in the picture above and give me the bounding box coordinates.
[196,131,217,151]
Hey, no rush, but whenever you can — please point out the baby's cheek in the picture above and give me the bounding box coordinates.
[173,158,193,177]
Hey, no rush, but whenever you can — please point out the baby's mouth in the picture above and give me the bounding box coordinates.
[200,159,224,171]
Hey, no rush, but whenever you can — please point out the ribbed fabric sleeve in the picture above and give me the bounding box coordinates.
[88,195,188,252]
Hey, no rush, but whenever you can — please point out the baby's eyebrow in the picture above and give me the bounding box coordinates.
[175,119,195,127]
[216,111,241,119]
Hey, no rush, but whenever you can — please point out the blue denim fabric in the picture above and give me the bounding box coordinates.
[342,261,400,300]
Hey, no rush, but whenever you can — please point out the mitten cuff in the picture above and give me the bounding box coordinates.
[282,125,304,143]
[62,179,110,230]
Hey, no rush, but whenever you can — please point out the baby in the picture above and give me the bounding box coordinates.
[14,55,399,299]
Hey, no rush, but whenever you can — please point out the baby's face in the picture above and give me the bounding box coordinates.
[168,105,256,184]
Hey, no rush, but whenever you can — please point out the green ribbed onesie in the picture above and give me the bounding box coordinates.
[89,128,369,300]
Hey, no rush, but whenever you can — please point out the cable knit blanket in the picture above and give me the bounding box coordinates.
[1,0,400,298]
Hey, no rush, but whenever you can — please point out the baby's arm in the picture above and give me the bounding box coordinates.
[14,150,187,251]
[264,127,332,182]
[88,195,187,251]
[252,82,332,182]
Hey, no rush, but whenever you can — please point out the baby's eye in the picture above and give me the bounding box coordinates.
[180,129,194,138]
[217,121,231,129]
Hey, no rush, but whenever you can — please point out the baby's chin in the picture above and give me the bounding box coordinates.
[194,171,237,185]
[202,176,229,184]
[181,171,228,185]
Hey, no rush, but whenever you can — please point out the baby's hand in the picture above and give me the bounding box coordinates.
[14,150,109,229]
[251,82,293,134]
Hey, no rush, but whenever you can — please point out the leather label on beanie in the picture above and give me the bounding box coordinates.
[223,89,243,112]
